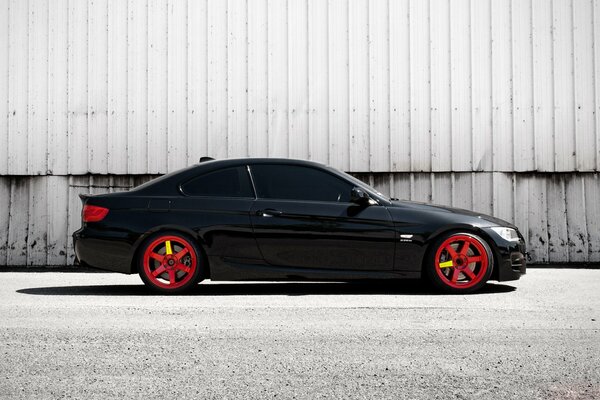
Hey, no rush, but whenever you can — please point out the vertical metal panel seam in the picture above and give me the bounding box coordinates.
[561,175,569,262]
[346,0,350,163]
[205,0,208,155]
[570,0,577,170]
[367,0,371,170]
[46,0,50,175]
[186,0,189,162]
[326,0,329,164]
[4,1,9,175]
[105,0,109,174]
[86,0,89,173]
[581,175,589,262]
[265,0,269,157]
[446,0,451,171]
[387,0,391,171]
[468,0,473,171]
[247,0,250,157]
[126,0,129,174]
[306,0,310,158]
[509,0,514,170]
[225,0,229,158]
[426,0,434,172]
[408,0,412,171]
[165,0,169,164]
[530,0,538,170]
[488,0,493,171]
[550,0,556,171]
[26,0,31,175]
[594,0,599,169]
[45,2,50,264]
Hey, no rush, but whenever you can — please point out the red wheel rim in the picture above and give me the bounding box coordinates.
[143,235,198,290]
[434,235,489,289]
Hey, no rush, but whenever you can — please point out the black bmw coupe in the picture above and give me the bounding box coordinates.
[73,158,526,294]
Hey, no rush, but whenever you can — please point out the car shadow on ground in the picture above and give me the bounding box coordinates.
[17,280,516,296]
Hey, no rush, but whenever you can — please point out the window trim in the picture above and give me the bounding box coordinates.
[178,166,256,199]
[247,163,361,204]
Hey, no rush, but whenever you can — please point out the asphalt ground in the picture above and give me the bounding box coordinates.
[0,269,598,399]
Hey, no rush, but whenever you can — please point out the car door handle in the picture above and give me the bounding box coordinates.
[256,209,283,217]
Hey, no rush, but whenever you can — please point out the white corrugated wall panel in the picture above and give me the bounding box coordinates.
[450,0,472,172]
[348,0,369,172]
[107,0,128,174]
[552,0,576,172]
[0,0,599,266]
[207,0,228,159]
[491,0,513,172]
[187,0,208,164]
[28,0,49,176]
[68,0,89,175]
[167,0,188,172]
[48,0,69,176]
[0,0,598,174]
[408,0,430,172]
[0,1,7,175]
[288,0,309,160]
[328,0,349,170]
[148,0,168,173]
[532,0,555,172]
[307,0,328,163]
[127,0,148,174]
[248,0,269,158]
[88,0,109,175]
[431,0,452,172]
[8,0,29,175]
[228,0,249,158]
[511,0,535,172]
[369,0,390,172]
[573,0,596,171]
[389,0,410,172]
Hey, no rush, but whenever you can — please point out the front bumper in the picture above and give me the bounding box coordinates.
[481,227,527,282]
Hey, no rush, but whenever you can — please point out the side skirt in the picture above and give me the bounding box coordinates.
[208,256,421,281]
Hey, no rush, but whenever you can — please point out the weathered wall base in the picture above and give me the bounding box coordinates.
[1,172,598,266]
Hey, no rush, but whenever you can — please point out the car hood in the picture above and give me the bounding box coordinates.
[387,200,516,229]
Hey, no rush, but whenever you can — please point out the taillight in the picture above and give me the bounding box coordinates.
[83,205,109,222]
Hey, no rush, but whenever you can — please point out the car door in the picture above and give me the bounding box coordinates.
[249,164,396,271]
[172,166,261,260]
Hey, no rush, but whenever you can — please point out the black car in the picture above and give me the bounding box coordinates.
[73,158,526,294]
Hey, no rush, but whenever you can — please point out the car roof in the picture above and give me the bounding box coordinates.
[131,158,329,195]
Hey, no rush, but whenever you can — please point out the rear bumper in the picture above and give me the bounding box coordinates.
[73,227,136,274]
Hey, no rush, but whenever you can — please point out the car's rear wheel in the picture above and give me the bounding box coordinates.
[425,232,493,294]
[138,232,203,294]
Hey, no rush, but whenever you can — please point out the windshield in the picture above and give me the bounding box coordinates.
[328,167,392,204]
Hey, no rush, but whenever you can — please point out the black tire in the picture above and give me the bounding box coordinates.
[424,232,493,294]
[137,231,205,294]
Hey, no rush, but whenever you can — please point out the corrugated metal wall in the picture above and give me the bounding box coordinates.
[0,0,599,265]
[1,173,599,266]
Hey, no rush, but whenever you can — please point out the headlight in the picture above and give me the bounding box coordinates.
[490,227,520,241]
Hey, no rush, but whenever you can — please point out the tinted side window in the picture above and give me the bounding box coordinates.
[181,167,254,197]
[250,164,352,202]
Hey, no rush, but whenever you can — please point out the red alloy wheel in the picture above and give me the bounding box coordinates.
[434,234,489,290]
[142,235,198,290]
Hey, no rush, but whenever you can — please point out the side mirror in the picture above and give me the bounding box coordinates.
[350,187,371,205]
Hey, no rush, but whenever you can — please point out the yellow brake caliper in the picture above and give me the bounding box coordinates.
[439,260,453,268]
[165,240,173,255]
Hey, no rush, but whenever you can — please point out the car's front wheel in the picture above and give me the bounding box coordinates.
[425,232,493,294]
[138,232,204,294]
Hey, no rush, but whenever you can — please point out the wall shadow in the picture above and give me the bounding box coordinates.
[17,280,516,297]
